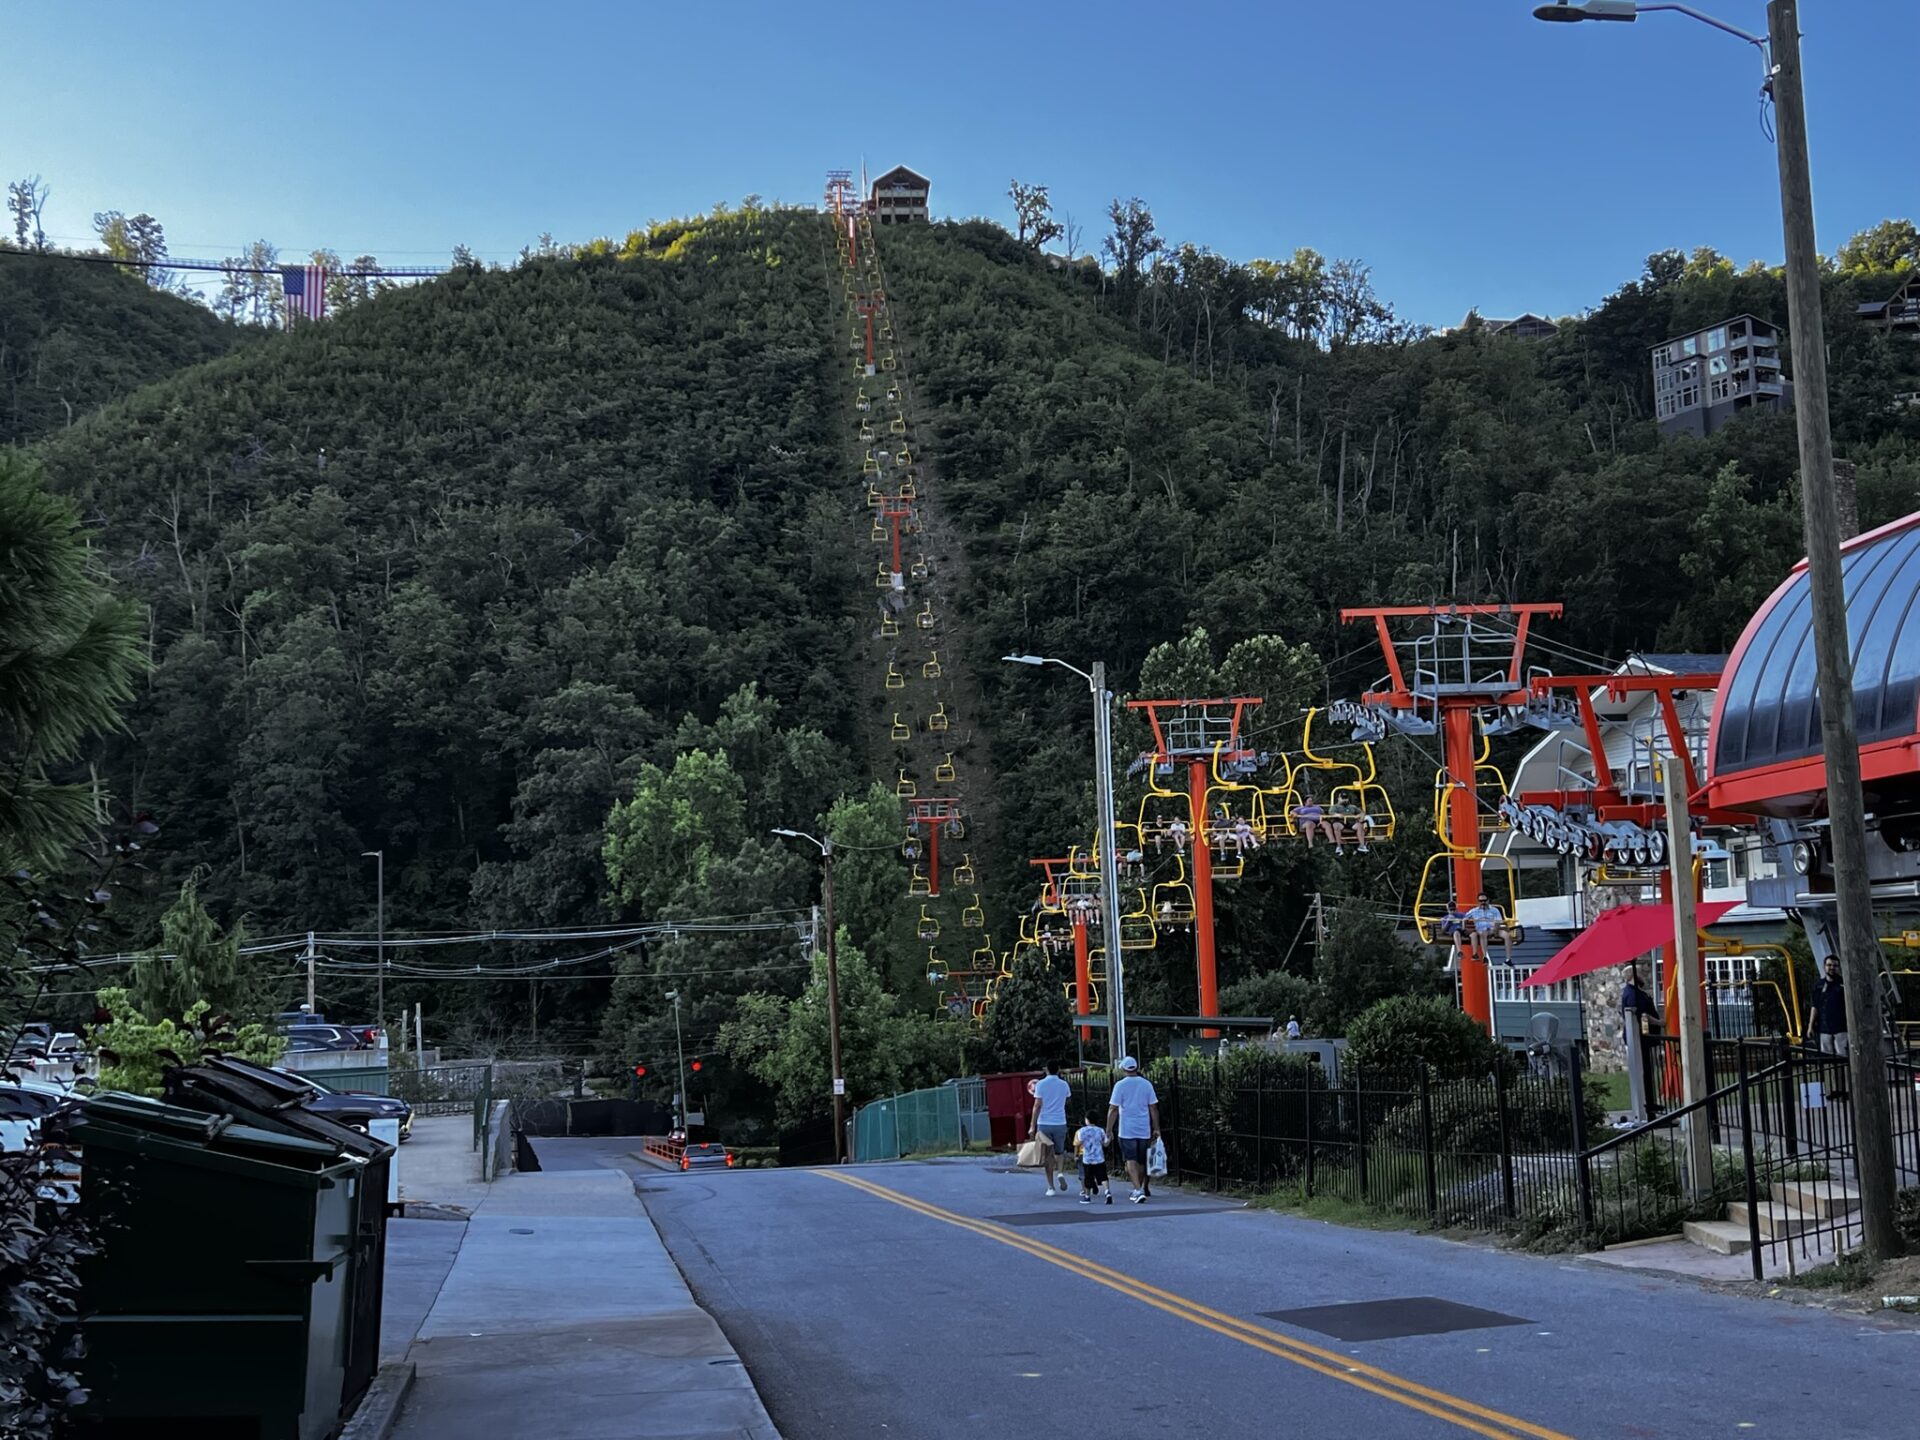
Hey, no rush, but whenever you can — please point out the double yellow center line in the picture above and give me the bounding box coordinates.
[822,1172,1571,1440]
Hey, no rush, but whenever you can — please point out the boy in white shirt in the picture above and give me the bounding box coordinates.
[1074,1116,1113,1204]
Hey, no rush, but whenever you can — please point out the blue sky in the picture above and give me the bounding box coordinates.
[5,1,1907,326]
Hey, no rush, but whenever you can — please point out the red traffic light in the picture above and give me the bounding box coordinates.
[633,1063,648,1078]
[689,1059,703,1073]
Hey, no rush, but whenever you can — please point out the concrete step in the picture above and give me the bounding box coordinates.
[1772,1180,1861,1218]
[1726,1200,1816,1240]
[1683,1219,1754,1255]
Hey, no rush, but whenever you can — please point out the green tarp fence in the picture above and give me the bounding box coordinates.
[851,1083,962,1162]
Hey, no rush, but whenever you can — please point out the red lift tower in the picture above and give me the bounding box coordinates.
[907,797,964,897]
[1338,604,1562,1032]
[855,295,879,375]
[876,493,914,582]
[1511,669,1748,1049]
[1124,698,1263,1034]
[1031,856,1101,1041]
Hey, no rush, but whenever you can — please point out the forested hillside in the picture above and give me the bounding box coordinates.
[29,206,866,1058]
[876,215,1920,1013]
[0,253,235,445]
[18,192,1919,1105]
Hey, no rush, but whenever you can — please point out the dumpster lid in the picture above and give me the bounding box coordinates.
[77,1091,344,1163]
[164,1057,390,1159]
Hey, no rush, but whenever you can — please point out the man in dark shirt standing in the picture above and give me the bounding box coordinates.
[1808,956,1849,1097]
[1808,957,1849,1055]
[1620,968,1662,1120]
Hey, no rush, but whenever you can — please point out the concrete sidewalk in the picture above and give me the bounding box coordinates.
[389,1168,779,1440]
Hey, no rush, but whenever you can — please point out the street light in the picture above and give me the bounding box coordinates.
[770,827,847,1162]
[361,850,384,1040]
[664,988,690,1132]
[1003,654,1128,1061]
[1535,0,1900,1260]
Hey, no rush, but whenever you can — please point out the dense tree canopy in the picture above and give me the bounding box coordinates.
[8,189,1918,1134]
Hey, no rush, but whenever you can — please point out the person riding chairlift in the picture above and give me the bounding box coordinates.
[1465,891,1516,965]
[1290,790,1326,847]
[1329,795,1371,856]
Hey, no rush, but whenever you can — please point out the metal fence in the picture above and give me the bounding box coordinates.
[389,1061,493,1120]
[1579,1037,1920,1277]
[1061,1056,1591,1232]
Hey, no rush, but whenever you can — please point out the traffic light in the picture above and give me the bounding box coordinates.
[633,1063,648,1079]
[689,1059,703,1073]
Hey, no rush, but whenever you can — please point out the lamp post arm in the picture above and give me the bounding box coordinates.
[1638,4,1767,49]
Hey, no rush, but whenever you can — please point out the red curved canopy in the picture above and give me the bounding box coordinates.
[1520,901,1738,988]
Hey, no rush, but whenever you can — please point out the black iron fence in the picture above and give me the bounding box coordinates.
[1581,1037,1920,1278]
[1066,1053,1595,1234]
[389,1060,492,1118]
[1060,1042,1919,1273]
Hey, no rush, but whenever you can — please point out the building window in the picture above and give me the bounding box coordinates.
[1682,336,1698,356]
[1711,377,1732,401]
[1680,385,1701,408]
[1705,327,1728,351]
[1709,355,1729,376]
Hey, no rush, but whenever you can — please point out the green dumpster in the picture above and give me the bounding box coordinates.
[67,1093,362,1440]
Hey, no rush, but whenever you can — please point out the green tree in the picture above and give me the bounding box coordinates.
[90,987,282,1096]
[1218,969,1312,1030]
[1008,180,1063,250]
[6,175,48,251]
[0,451,142,870]
[974,949,1073,1072]
[1837,219,1920,275]
[603,749,747,918]
[1311,910,1442,1033]
[127,870,266,1026]
[720,939,948,1128]
[1344,994,1499,1075]
[1103,196,1162,317]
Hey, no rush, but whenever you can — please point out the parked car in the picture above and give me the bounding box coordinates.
[680,1142,733,1171]
[272,1068,412,1140]
[0,1080,75,1152]
[0,1080,83,1203]
[275,1022,373,1051]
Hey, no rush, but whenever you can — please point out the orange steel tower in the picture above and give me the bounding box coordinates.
[1031,856,1100,1041]
[1338,604,1562,1031]
[906,797,964,897]
[1124,698,1263,1034]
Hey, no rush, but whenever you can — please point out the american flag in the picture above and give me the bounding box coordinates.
[281,265,328,322]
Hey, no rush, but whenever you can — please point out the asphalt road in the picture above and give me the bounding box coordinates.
[624,1153,1918,1440]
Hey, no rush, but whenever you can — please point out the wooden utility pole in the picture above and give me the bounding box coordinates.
[1767,0,1900,1258]
[1662,761,1712,1196]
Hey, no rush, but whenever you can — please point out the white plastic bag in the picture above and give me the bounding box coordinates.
[1146,1137,1168,1178]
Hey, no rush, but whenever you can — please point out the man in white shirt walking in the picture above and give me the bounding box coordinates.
[1104,1056,1161,1204]
[1028,1060,1073,1196]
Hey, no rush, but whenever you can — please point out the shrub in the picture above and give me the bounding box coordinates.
[1345,996,1501,1077]
[1896,1185,1920,1248]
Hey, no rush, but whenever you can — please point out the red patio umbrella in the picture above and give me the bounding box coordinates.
[1520,900,1740,988]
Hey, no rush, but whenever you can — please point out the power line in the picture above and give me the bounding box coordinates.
[0,247,446,278]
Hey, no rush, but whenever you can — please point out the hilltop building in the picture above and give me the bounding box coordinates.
[1858,273,1920,340]
[1442,311,1559,340]
[869,166,930,225]
[1484,313,1559,339]
[1653,314,1793,438]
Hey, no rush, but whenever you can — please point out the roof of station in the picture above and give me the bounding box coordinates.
[1704,511,1920,815]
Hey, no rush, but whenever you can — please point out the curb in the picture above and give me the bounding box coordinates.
[338,1361,416,1440]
